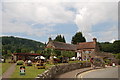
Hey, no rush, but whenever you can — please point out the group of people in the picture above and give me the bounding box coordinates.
[78,56,91,61]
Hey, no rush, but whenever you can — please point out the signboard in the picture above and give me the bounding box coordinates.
[20,66,25,75]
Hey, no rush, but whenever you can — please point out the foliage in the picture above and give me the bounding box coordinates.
[116,53,120,59]
[113,40,120,53]
[1,36,45,55]
[17,60,24,65]
[103,59,111,64]
[99,40,120,53]
[61,51,75,58]
[99,42,113,53]
[44,48,52,59]
[44,48,75,59]
[71,32,86,44]
[54,35,66,43]
[36,50,41,53]
[54,50,61,56]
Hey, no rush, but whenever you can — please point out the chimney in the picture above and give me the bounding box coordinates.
[49,37,52,41]
[93,38,97,43]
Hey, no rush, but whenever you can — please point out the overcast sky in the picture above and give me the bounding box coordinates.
[1,0,119,43]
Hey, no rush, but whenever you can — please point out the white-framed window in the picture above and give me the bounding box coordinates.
[85,51,89,53]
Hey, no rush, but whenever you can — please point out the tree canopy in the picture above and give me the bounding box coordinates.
[71,32,86,44]
[54,35,66,43]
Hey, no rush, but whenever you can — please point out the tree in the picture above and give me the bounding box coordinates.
[16,48,21,53]
[61,51,75,58]
[36,50,42,53]
[99,40,120,53]
[113,40,120,53]
[54,35,66,43]
[54,50,61,56]
[99,42,113,53]
[71,32,86,44]
[21,48,29,53]
[44,48,52,59]
[62,36,66,43]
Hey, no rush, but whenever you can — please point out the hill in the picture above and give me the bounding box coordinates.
[1,36,45,55]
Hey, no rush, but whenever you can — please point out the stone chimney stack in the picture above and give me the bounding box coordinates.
[49,37,52,41]
[93,38,97,43]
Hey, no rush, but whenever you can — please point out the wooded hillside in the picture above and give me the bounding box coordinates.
[1,36,45,55]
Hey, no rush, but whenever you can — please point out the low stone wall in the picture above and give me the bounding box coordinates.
[36,62,91,79]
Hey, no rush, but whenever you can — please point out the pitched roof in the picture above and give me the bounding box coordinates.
[77,42,96,49]
[46,41,76,51]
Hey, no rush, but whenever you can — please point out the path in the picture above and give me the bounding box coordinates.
[2,63,16,79]
[77,66,119,80]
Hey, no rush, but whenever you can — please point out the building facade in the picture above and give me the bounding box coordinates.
[46,38,100,61]
[76,38,100,60]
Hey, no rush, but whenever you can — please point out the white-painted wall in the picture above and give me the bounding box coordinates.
[77,52,81,58]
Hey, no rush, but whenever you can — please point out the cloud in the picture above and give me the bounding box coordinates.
[2,20,54,37]
[110,39,116,43]
[74,2,118,41]
[2,2,75,24]
[91,25,118,42]
[2,1,118,42]
[2,2,75,37]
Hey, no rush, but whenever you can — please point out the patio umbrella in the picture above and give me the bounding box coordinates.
[71,57,76,60]
[40,56,45,59]
[35,56,45,59]
[53,56,57,58]
[35,57,38,59]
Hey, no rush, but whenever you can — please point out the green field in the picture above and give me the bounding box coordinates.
[1,59,12,75]
[1,63,12,74]
[11,65,45,78]
[10,63,55,79]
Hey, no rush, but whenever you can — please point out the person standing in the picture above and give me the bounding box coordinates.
[90,57,95,69]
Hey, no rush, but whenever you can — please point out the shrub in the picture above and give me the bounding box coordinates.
[17,60,24,65]
[118,60,120,65]
[116,53,120,59]
[27,63,32,66]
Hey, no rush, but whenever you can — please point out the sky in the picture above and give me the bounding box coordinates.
[1,0,119,43]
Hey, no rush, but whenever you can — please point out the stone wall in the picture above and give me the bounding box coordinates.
[36,62,91,79]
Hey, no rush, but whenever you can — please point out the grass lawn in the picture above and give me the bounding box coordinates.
[10,63,55,79]
[11,65,46,79]
[0,59,12,75]
[1,63,12,74]
[69,60,81,63]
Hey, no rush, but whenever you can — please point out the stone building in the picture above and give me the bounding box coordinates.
[46,38,100,61]
[76,38,100,60]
